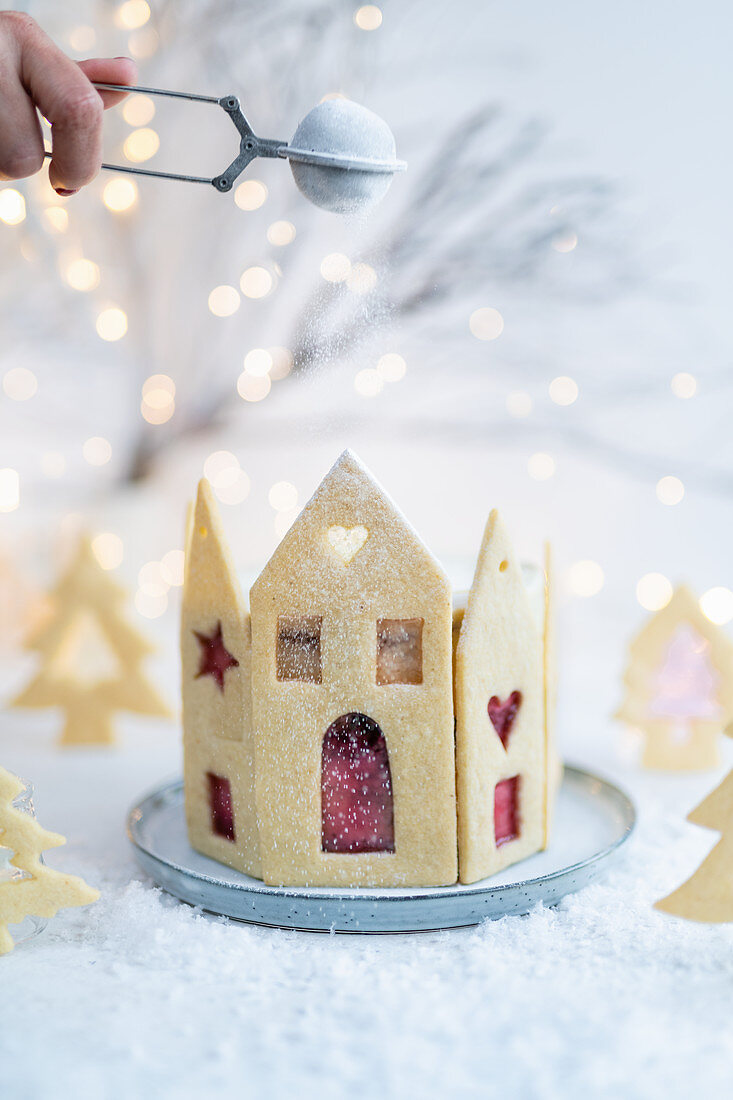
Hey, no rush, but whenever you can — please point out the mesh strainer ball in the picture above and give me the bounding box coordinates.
[285,98,405,215]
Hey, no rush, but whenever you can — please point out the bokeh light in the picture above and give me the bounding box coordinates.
[122,95,155,127]
[566,560,605,597]
[377,353,407,382]
[3,367,37,401]
[656,475,684,506]
[243,349,273,377]
[354,369,383,397]
[0,189,26,226]
[320,253,351,282]
[96,307,128,341]
[43,207,69,233]
[83,437,112,466]
[204,451,240,489]
[115,1,151,30]
[700,587,733,625]
[141,374,175,425]
[240,266,273,299]
[269,347,294,380]
[269,481,298,511]
[65,258,100,292]
[161,549,185,587]
[208,285,241,317]
[134,589,168,619]
[267,221,296,246]
[123,128,160,163]
[671,372,697,399]
[528,453,556,480]
[636,573,673,611]
[355,5,383,30]
[552,231,578,253]
[92,533,124,570]
[234,180,268,211]
[549,376,579,405]
[103,177,138,212]
[469,307,504,341]
[0,468,19,513]
[237,373,271,402]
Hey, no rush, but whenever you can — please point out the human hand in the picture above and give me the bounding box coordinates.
[0,11,136,194]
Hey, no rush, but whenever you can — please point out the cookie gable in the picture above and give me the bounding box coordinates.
[182,450,559,888]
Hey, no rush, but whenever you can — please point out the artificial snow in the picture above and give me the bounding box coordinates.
[1,699,732,1099]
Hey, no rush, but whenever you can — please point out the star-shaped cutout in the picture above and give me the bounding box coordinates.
[194,622,239,692]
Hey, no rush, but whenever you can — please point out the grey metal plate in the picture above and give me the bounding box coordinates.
[127,765,635,933]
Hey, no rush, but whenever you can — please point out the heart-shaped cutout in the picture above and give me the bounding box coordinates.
[327,525,369,564]
[488,690,522,749]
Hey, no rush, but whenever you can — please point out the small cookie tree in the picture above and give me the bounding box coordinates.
[655,758,733,922]
[0,766,98,954]
[615,586,733,770]
[12,537,170,746]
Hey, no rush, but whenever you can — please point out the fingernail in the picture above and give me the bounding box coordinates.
[54,188,78,196]
[114,56,133,61]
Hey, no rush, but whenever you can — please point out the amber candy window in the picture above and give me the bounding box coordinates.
[376,618,423,685]
[276,615,323,683]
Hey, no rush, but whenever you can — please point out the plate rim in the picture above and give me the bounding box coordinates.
[127,763,635,903]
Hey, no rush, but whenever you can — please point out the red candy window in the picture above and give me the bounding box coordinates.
[206,772,235,842]
[321,713,395,854]
[494,776,520,847]
[488,690,522,748]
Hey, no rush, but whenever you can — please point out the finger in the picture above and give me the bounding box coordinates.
[77,57,137,109]
[0,71,44,180]
[16,18,105,191]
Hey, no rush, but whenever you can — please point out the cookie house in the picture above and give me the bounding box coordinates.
[182,451,560,887]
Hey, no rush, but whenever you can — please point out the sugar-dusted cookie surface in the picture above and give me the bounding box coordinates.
[250,451,457,887]
[616,585,733,771]
[455,511,544,884]
[182,479,261,878]
[0,766,98,954]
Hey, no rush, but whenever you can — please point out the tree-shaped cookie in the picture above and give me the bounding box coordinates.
[615,586,733,770]
[0,766,98,954]
[12,537,170,746]
[655,760,733,922]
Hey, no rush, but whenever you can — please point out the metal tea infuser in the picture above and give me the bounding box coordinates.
[44,82,406,214]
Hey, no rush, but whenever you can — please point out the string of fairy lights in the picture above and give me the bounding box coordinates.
[0,0,732,630]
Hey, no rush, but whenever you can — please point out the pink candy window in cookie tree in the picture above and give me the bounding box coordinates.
[494,776,520,847]
[321,712,395,854]
[207,772,235,841]
[648,623,722,721]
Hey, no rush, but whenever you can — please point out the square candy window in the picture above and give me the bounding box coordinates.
[276,615,323,683]
[376,618,424,685]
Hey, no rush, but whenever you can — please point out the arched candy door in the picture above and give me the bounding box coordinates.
[321,713,395,854]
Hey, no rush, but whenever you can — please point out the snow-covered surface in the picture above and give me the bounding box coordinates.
[1,693,732,1099]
